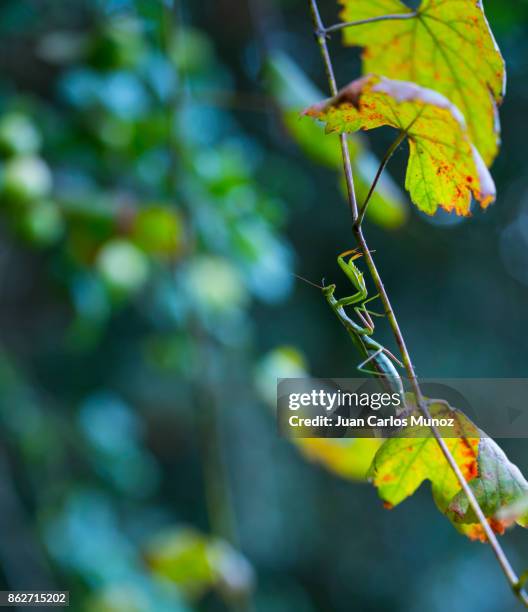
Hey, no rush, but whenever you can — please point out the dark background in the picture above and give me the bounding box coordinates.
[0,0,526,610]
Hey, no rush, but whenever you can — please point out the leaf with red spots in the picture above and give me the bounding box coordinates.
[338,0,505,165]
[304,75,495,215]
[369,402,528,539]
[459,518,509,543]
[447,437,528,538]
[368,401,480,512]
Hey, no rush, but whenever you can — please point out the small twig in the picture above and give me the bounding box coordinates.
[356,130,406,228]
[307,0,528,606]
[324,12,417,35]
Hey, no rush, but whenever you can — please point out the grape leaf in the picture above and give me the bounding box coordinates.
[295,438,383,480]
[338,0,505,165]
[304,75,496,215]
[369,402,528,540]
[447,437,528,540]
[368,402,479,511]
[496,494,528,525]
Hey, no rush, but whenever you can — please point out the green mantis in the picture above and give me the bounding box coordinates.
[322,248,404,396]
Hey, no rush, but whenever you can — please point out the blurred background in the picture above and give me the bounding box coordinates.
[0,0,527,610]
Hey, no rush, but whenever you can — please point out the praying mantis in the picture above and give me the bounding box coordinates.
[321,248,404,397]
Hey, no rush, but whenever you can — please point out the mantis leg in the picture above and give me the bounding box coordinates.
[363,344,403,369]
[355,308,374,335]
[358,293,385,318]
[362,294,380,306]
[362,308,385,318]
[336,292,381,326]
[333,305,372,336]
[381,346,404,368]
[357,348,386,376]
[357,347,403,374]
[335,249,368,308]
[335,289,367,309]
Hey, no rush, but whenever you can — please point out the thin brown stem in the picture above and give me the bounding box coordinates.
[308,0,528,606]
[312,6,358,221]
[323,12,417,35]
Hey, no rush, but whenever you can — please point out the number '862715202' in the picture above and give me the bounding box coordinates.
[4,591,68,606]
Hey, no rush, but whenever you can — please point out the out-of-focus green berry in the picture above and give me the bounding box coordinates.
[185,256,247,313]
[131,206,183,258]
[1,156,52,203]
[96,239,149,294]
[85,585,146,612]
[0,113,41,157]
[96,115,134,149]
[169,28,214,74]
[145,527,254,600]
[21,200,64,246]
[255,346,308,406]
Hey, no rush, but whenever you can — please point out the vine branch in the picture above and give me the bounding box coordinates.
[322,11,417,35]
[308,0,528,606]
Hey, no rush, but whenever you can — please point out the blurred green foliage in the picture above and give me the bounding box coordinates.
[0,1,293,608]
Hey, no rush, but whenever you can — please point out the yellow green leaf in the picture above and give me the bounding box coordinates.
[131,205,184,258]
[338,0,505,165]
[295,437,383,480]
[369,402,528,540]
[145,527,253,600]
[496,494,528,526]
[304,75,495,215]
[368,402,480,511]
[145,528,214,599]
[447,437,528,540]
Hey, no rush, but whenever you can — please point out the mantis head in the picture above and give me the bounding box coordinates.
[321,282,336,298]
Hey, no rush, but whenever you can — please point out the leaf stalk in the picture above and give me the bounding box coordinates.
[324,12,418,35]
[356,130,406,228]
